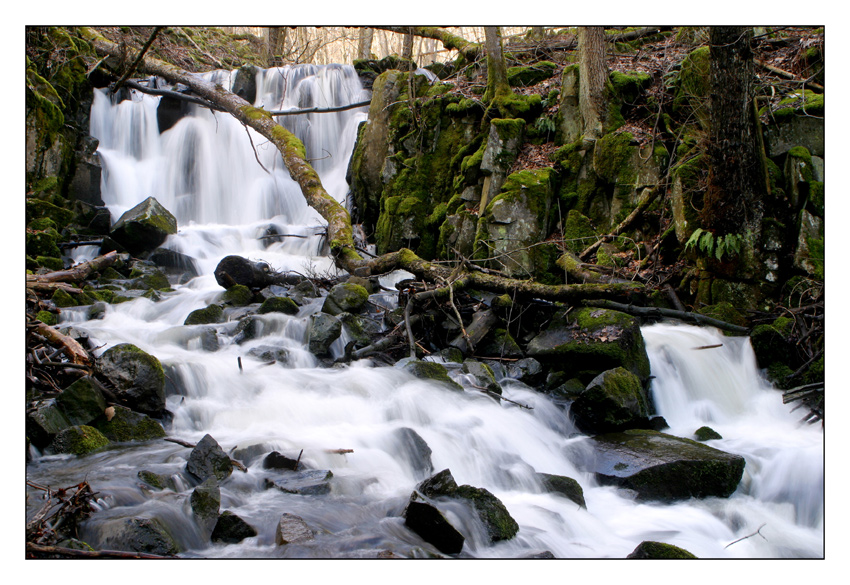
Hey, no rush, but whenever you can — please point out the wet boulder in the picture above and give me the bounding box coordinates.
[322,282,369,316]
[417,468,459,498]
[536,473,586,509]
[307,313,342,356]
[222,284,253,306]
[587,429,746,501]
[190,477,221,538]
[258,296,299,315]
[214,255,277,290]
[462,359,502,395]
[569,367,651,434]
[144,247,199,283]
[401,360,464,392]
[90,404,166,442]
[403,491,465,555]
[96,343,167,416]
[455,485,519,543]
[263,450,300,470]
[390,427,434,480]
[109,196,177,256]
[186,434,233,483]
[211,511,257,544]
[83,516,180,556]
[54,376,107,427]
[49,425,109,455]
[627,540,697,559]
[138,470,178,491]
[527,307,651,384]
[275,513,314,546]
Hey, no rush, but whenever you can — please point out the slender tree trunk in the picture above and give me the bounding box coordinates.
[701,26,761,236]
[578,26,608,138]
[483,26,511,102]
[402,27,414,62]
[357,27,373,60]
[265,27,287,67]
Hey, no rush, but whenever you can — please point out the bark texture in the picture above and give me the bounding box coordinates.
[578,27,608,138]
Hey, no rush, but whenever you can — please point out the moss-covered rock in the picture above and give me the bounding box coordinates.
[190,477,221,537]
[322,282,369,316]
[507,61,557,87]
[110,196,177,256]
[50,425,110,455]
[96,343,166,415]
[627,540,697,559]
[54,376,107,427]
[402,359,464,392]
[455,484,519,542]
[307,313,342,356]
[694,426,722,441]
[589,429,746,501]
[570,367,650,434]
[27,398,72,449]
[527,307,651,384]
[36,310,57,325]
[187,434,233,483]
[258,296,299,315]
[674,46,710,130]
[222,284,252,306]
[537,473,586,508]
[91,405,166,442]
[184,304,224,325]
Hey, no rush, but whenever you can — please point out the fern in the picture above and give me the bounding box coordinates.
[685,228,744,260]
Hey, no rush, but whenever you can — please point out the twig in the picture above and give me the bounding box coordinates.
[725,524,767,549]
[112,27,163,93]
[243,124,271,174]
[691,344,723,350]
[468,384,533,410]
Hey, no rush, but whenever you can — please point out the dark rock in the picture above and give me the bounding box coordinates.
[455,485,519,542]
[85,516,180,556]
[537,473,586,508]
[27,399,72,449]
[68,135,103,206]
[232,64,261,104]
[275,513,314,546]
[403,492,465,555]
[138,470,177,491]
[263,450,300,470]
[157,93,192,133]
[214,255,275,290]
[191,477,221,537]
[54,376,106,426]
[246,345,290,365]
[110,196,177,256]
[264,469,333,495]
[49,425,109,455]
[391,428,433,479]
[145,247,199,282]
[222,284,253,306]
[627,540,697,559]
[91,404,166,442]
[96,343,166,415]
[232,315,262,344]
[307,313,342,355]
[587,429,746,501]
[322,282,369,316]
[527,307,651,384]
[648,416,669,431]
[417,469,459,498]
[570,367,650,434]
[694,426,722,441]
[211,511,257,544]
[186,434,233,482]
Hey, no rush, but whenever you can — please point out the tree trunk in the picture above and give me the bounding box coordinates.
[483,26,511,102]
[701,26,761,236]
[402,27,414,62]
[578,26,608,138]
[266,27,287,67]
[357,27,373,60]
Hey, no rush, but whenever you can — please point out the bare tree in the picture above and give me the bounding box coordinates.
[483,26,511,102]
[578,26,609,138]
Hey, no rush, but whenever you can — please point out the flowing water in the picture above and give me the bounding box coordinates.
[26,64,824,559]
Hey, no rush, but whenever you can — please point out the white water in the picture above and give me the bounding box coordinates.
[26,64,823,559]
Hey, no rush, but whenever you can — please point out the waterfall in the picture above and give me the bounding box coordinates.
[26,64,823,559]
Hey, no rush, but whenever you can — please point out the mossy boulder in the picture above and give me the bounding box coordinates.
[750,318,794,372]
[258,296,299,315]
[694,426,722,441]
[627,540,697,559]
[461,359,502,395]
[588,429,746,501]
[49,425,110,456]
[222,284,253,306]
[508,61,557,87]
[54,376,107,427]
[537,473,586,509]
[570,367,650,434]
[307,313,342,356]
[26,227,63,259]
[190,477,221,537]
[138,470,178,491]
[110,196,177,255]
[455,485,519,543]
[184,304,224,325]
[96,343,166,415]
[674,46,711,130]
[322,282,369,316]
[36,310,57,326]
[527,307,651,385]
[186,434,233,483]
[401,359,464,392]
[91,404,166,442]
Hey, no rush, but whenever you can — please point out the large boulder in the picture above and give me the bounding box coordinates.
[49,425,109,456]
[82,516,180,556]
[322,282,369,316]
[214,255,280,290]
[211,511,257,544]
[54,376,106,427]
[110,196,177,256]
[90,404,166,442]
[96,343,166,416]
[586,429,746,501]
[26,399,72,449]
[527,307,651,384]
[569,367,651,434]
[455,485,519,543]
[186,434,233,483]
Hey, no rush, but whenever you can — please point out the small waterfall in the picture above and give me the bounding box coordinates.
[28,64,823,559]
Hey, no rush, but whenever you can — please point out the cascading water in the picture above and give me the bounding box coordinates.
[26,64,823,559]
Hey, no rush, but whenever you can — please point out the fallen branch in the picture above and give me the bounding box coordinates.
[581,299,750,334]
[725,524,767,549]
[30,323,91,366]
[755,59,824,92]
[27,251,118,285]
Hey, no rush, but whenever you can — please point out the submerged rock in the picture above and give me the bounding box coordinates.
[401,360,464,392]
[307,313,342,356]
[537,473,586,509]
[391,427,434,480]
[264,469,333,495]
[84,516,180,556]
[587,429,746,501]
[191,477,221,538]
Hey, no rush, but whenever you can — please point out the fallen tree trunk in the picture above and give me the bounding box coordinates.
[27,251,119,285]
[30,322,91,366]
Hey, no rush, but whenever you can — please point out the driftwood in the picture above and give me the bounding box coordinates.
[581,299,750,334]
[27,251,118,285]
[30,322,91,366]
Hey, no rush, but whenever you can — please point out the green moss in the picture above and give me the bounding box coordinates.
[36,310,57,325]
[258,296,299,315]
[184,304,224,325]
[50,425,110,456]
[694,426,722,441]
[562,209,598,253]
[593,131,635,184]
[507,61,557,87]
[222,284,253,306]
[697,302,748,328]
[768,89,824,121]
[92,405,166,442]
[403,360,464,391]
[628,541,697,559]
[51,288,78,308]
